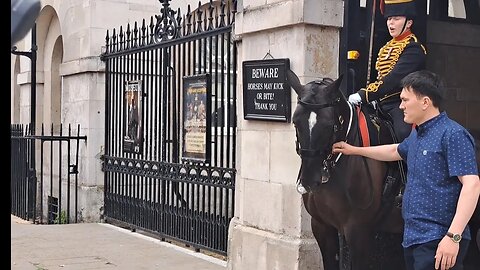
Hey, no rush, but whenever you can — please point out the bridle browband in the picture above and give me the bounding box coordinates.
[297,98,339,110]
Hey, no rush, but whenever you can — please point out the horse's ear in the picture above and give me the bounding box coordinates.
[331,74,347,101]
[332,74,343,90]
[286,69,304,96]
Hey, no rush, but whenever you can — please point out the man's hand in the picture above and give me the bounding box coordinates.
[348,93,362,105]
[332,141,355,155]
[435,236,459,270]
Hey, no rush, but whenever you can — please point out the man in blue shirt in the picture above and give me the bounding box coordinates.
[332,70,480,270]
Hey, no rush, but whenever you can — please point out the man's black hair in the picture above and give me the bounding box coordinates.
[401,70,446,109]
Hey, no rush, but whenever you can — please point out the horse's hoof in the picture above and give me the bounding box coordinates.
[296,183,308,194]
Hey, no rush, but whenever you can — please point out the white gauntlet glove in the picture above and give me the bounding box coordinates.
[348,93,362,105]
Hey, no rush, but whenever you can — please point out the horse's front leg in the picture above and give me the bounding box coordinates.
[344,226,375,270]
[311,218,340,270]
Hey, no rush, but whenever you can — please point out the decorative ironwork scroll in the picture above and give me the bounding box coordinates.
[154,0,179,42]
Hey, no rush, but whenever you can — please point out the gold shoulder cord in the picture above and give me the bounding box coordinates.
[410,35,427,55]
[364,34,413,102]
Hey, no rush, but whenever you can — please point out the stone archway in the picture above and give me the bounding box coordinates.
[36,5,62,130]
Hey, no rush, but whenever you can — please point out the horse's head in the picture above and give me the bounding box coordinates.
[287,69,348,193]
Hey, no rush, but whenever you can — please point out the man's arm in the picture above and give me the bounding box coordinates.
[448,174,480,236]
[332,142,402,161]
[435,174,480,270]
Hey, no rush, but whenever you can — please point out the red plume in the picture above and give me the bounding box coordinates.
[380,0,385,15]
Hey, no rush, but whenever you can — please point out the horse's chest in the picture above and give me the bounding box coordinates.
[303,189,348,225]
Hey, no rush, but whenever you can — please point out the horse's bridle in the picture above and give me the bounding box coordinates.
[295,93,376,209]
[295,97,341,156]
[295,82,353,184]
[295,92,354,183]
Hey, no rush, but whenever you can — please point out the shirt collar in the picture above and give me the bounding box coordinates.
[394,30,412,41]
[415,111,446,136]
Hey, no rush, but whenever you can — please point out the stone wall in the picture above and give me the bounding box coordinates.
[10,0,160,222]
[227,0,343,269]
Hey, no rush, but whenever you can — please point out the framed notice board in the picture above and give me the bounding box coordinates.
[182,74,211,163]
[242,58,291,122]
[123,80,143,154]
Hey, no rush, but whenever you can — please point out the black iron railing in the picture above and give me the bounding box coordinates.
[101,0,237,255]
[10,124,87,224]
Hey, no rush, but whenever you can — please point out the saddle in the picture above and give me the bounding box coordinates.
[356,104,406,208]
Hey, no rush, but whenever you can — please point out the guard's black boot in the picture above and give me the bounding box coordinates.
[382,175,396,203]
[395,162,407,208]
[394,190,403,208]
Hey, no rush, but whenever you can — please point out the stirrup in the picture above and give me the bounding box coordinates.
[296,183,307,194]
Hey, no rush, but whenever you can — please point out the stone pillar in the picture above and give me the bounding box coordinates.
[227,0,343,269]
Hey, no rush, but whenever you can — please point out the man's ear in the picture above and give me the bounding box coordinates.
[422,96,430,110]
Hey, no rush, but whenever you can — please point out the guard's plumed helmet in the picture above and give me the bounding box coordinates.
[382,0,417,19]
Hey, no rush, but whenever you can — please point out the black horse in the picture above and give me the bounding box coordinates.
[287,69,404,269]
[287,69,480,270]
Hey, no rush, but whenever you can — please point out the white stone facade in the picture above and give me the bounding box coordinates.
[11,0,344,268]
[228,1,343,269]
[11,0,160,222]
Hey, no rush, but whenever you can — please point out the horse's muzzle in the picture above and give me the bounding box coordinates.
[296,177,326,194]
[296,165,331,194]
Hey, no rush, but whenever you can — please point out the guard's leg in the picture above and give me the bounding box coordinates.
[387,105,412,143]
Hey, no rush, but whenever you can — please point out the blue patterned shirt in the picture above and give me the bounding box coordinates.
[397,112,478,248]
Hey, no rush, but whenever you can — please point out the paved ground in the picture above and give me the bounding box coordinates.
[11,215,227,270]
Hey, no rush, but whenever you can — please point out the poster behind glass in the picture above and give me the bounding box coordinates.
[123,80,143,154]
[182,74,211,163]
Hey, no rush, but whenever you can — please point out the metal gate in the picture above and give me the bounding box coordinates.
[100,0,237,255]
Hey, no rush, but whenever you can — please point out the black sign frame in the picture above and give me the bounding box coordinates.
[242,58,291,122]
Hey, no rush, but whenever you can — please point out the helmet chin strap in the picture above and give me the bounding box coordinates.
[400,19,408,35]
[399,17,412,36]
